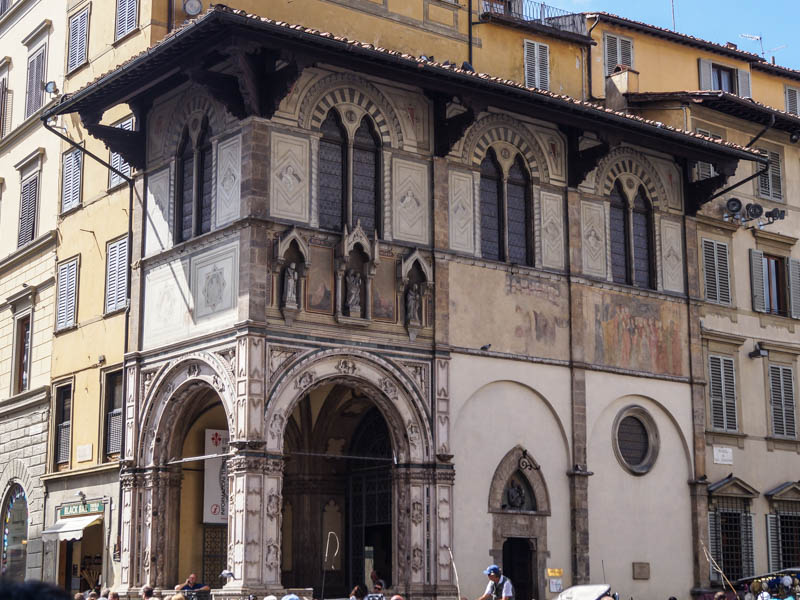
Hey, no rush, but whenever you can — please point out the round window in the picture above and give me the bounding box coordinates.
[612,406,659,475]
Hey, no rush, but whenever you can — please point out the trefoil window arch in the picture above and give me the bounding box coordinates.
[317,109,381,237]
[609,180,654,289]
[479,149,532,266]
[175,117,213,243]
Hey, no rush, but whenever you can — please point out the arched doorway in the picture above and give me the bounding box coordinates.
[1,483,27,581]
[282,384,394,596]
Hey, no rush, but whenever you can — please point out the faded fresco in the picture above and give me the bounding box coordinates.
[372,259,397,322]
[586,288,687,376]
[307,244,334,314]
[448,263,570,359]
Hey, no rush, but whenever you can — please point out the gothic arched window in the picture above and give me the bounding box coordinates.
[1,484,27,582]
[609,180,654,289]
[319,110,347,232]
[175,120,213,243]
[352,117,380,237]
[480,150,533,266]
[480,149,502,262]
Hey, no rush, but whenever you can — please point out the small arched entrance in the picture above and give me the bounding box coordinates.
[282,384,395,596]
[1,483,28,581]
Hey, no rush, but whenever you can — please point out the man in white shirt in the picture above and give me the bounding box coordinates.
[475,565,513,600]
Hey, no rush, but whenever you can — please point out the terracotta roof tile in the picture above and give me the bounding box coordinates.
[53,4,764,159]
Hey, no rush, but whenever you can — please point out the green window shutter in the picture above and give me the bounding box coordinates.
[786,86,799,115]
[737,69,751,98]
[767,514,781,571]
[698,59,713,90]
[788,258,800,320]
[750,249,766,313]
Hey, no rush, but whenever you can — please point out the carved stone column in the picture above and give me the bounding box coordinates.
[434,358,452,461]
[225,453,285,593]
[140,469,182,590]
[434,468,456,593]
[119,471,143,592]
[235,334,266,443]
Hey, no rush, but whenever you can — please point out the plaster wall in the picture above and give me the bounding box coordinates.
[585,370,694,600]
[450,353,572,598]
[750,68,800,113]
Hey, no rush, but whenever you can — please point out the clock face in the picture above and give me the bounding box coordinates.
[183,0,202,16]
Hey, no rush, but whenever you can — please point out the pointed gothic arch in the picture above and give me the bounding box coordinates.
[594,146,668,210]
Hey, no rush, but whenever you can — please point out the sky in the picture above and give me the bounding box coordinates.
[549,0,800,70]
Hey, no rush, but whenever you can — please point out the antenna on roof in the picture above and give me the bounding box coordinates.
[740,33,764,57]
[670,0,676,31]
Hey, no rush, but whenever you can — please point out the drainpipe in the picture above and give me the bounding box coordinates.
[42,114,135,568]
[168,0,174,33]
[586,15,600,101]
[467,0,473,66]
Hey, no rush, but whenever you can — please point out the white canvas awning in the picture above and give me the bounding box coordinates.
[41,514,102,542]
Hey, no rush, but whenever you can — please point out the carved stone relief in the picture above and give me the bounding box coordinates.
[216,134,241,227]
[270,131,310,222]
[144,167,171,257]
[540,191,565,270]
[581,201,607,278]
[448,169,475,254]
[660,218,684,293]
[191,243,238,320]
[392,158,430,245]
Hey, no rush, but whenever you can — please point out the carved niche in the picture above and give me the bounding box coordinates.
[336,222,380,323]
[398,249,434,340]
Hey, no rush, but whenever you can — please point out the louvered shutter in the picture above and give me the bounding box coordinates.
[109,117,133,186]
[703,239,718,301]
[0,78,7,138]
[619,37,633,68]
[758,151,772,198]
[62,149,82,212]
[751,249,766,313]
[105,238,127,313]
[537,43,549,90]
[524,40,537,88]
[737,69,751,98]
[788,87,800,115]
[116,0,137,40]
[716,242,731,304]
[741,512,755,578]
[699,59,713,90]
[605,34,619,76]
[722,357,737,431]
[767,514,782,571]
[68,9,89,72]
[57,260,78,330]
[770,365,796,438]
[25,48,44,118]
[769,152,782,200]
[708,355,726,430]
[708,511,722,582]
[788,258,800,320]
[695,129,716,180]
[782,366,796,437]
[18,175,38,247]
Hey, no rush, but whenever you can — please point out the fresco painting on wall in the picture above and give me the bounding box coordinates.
[307,245,334,314]
[590,290,686,376]
[372,260,397,322]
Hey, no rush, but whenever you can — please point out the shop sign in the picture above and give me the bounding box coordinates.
[204,429,230,524]
[59,500,104,518]
[546,568,563,577]
[548,578,563,593]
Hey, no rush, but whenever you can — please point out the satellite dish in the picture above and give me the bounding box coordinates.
[183,0,203,16]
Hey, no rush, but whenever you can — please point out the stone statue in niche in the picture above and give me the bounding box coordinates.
[283,262,298,308]
[345,269,362,316]
[406,283,421,326]
[507,480,525,509]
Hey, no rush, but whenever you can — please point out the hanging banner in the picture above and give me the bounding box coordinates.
[203,429,230,524]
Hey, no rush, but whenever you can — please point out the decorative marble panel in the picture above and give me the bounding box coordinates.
[270,131,310,223]
[448,169,474,254]
[392,158,430,245]
[142,258,191,348]
[540,191,564,270]
[581,201,606,278]
[145,167,172,257]
[216,135,241,227]
[660,218,684,293]
[192,243,239,319]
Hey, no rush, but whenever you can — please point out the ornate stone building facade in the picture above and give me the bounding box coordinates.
[45,6,768,600]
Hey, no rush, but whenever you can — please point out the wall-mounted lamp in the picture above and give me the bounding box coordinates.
[44,81,59,95]
[75,490,87,504]
[748,343,768,359]
[183,0,203,16]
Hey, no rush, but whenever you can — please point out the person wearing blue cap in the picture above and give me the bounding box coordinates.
[476,565,513,600]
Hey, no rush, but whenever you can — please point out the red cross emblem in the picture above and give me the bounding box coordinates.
[212,432,222,446]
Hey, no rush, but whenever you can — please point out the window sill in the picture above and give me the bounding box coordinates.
[758,312,796,333]
[107,179,130,193]
[766,437,800,454]
[66,60,89,78]
[112,26,141,47]
[705,430,746,449]
[59,203,83,218]
[54,324,78,336]
[103,306,126,319]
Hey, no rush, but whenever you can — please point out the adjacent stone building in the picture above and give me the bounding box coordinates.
[43,6,771,600]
